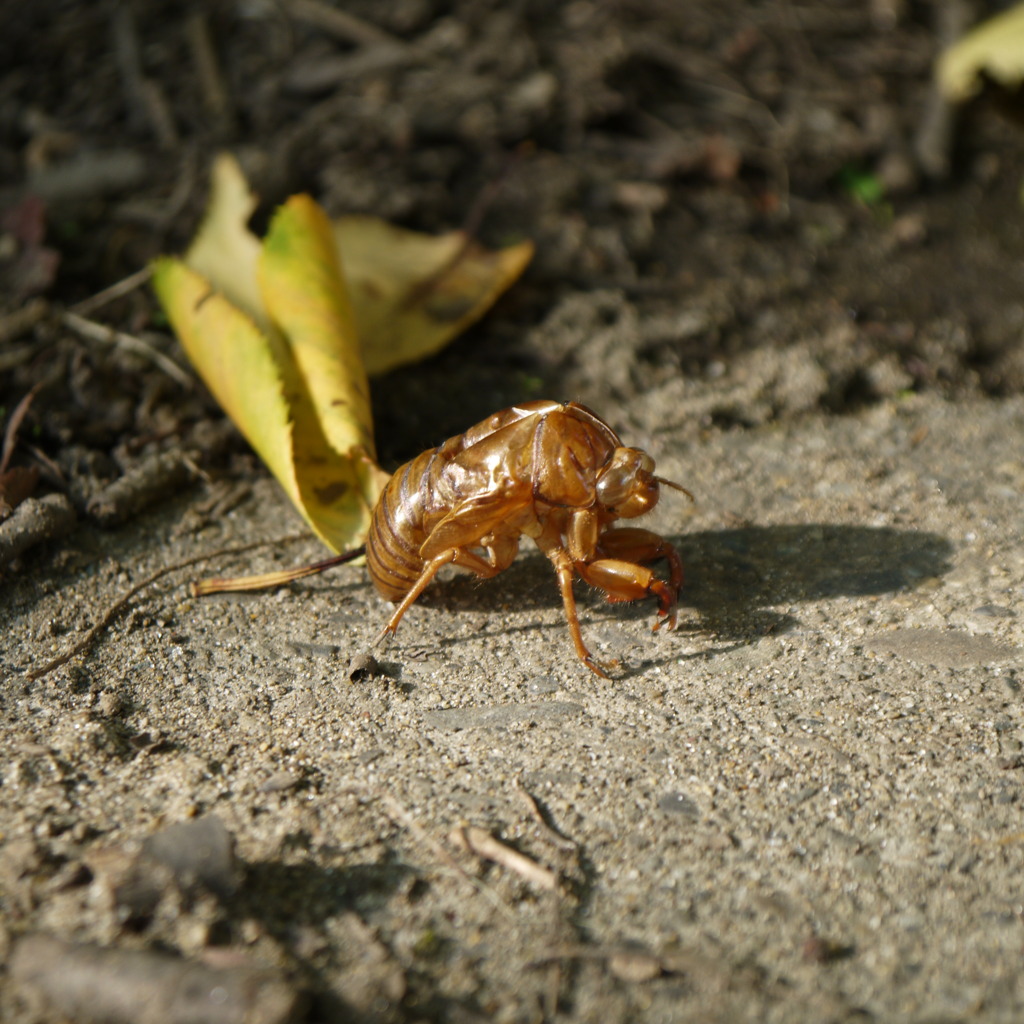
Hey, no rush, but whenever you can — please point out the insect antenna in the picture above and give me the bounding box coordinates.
[655,477,695,502]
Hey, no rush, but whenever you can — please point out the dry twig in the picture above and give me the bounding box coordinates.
[0,298,48,346]
[1,384,41,476]
[914,0,972,179]
[26,535,307,681]
[186,11,235,129]
[69,267,153,318]
[513,777,578,852]
[283,0,402,47]
[451,826,559,892]
[111,5,178,148]
[87,451,195,527]
[342,785,514,919]
[61,310,193,389]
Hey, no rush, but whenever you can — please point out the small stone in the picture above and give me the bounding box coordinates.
[259,771,301,793]
[140,815,239,898]
[96,690,124,718]
[347,651,381,682]
[657,792,700,818]
[972,605,1015,619]
[608,948,663,982]
[527,675,559,695]
[864,629,1021,669]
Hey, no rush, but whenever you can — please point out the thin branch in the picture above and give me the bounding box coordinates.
[69,267,153,318]
[186,11,235,129]
[61,311,194,389]
[111,3,149,134]
[0,298,48,346]
[513,777,578,852]
[27,536,308,682]
[283,0,402,47]
[342,785,514,919]
[111,4,178,147]
[1,384,42,476]
[452,826,559,891]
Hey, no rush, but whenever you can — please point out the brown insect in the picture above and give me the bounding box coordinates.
[366,400,691,677]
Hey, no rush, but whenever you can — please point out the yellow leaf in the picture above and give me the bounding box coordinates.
[151,159,381,553]
[151,258,301,520]
[184,153,265,329]
[152,153,531,554]
[335,216,534,376]
[151,257,377,552]
[257,197,384,549]
[938,3,1024,101]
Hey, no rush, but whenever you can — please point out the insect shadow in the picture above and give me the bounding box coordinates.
[675,523,954,639]
[427,522,954,644]
[239,857,411,918]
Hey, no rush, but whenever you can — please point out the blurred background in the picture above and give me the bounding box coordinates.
[2,0,1022,523]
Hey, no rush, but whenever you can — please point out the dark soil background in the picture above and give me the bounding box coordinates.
[3,2,1024,1023]
[4,0,1024,474]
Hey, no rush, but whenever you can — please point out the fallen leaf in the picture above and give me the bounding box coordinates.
[0,466,40,520]
[261,197,373,466]
[181,154,263,329]
[335,216,534,375]
[1,196,61,300]
[152,246,378,553]
[937,3,1024,101]
[0,384,42,517]
[152,154,531,553]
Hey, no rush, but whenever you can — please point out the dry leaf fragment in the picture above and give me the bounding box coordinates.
[335,216,534,375]
[0,385,42,518]
[0,466,39,520]
[938,3,1024,101]
[1,195,61,299]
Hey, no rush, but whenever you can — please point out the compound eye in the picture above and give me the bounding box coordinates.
[596,449,656,511]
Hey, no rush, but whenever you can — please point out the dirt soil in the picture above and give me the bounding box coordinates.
[3,2,1024,1022]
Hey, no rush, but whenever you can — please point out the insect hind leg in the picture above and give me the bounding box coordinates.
[375,550,459,645]
[375,540,518,646]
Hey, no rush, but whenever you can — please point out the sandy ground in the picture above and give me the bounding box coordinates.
[5,3,1024,1020]
[3,389,1023,1023]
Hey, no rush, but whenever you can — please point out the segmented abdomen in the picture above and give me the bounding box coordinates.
[366,404,556,601]
[365,447,445,601]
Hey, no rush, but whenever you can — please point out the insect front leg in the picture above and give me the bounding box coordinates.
[596,527,683,591]
[577,527,682,631]
[574,558,677,630]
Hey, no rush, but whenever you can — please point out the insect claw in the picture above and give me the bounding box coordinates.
[652,611,677,632]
